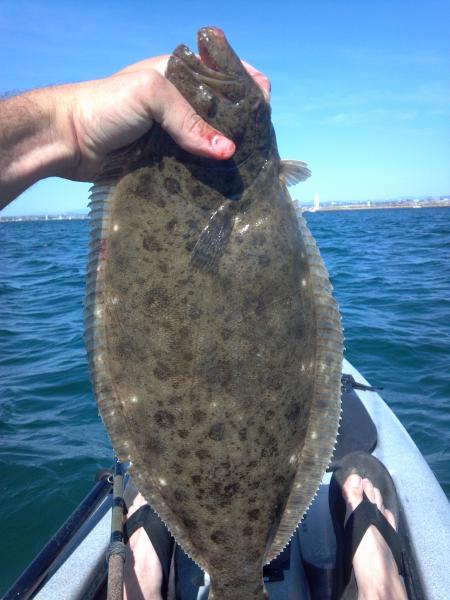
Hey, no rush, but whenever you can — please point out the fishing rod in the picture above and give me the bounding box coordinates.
[106,457,126,600]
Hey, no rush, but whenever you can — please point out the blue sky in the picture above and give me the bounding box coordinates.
[1,0,449,216]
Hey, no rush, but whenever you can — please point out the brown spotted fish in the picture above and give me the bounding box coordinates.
[84,26,342,600]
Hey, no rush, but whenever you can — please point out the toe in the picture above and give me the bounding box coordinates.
[383,507,397,530]
[362,478,376,502]
[342,473,363,525]
[125,491,148,519]
[342,474,363,503]
[373,486,384,511]
[361,480,398,530]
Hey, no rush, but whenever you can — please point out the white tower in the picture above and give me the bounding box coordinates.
[313,192,320,211]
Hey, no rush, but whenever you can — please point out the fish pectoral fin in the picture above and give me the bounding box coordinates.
[190,201,235,272]
[279,160,311,186]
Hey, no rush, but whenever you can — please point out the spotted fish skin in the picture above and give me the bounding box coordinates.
[85,27,342,600]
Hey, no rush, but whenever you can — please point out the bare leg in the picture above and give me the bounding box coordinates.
[342,474,408,600]
[123,493,163,600]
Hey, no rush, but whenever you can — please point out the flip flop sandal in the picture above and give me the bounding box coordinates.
[329,451,415,600]
[124,504,174,600]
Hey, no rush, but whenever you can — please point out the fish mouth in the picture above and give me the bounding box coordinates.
[171,27,248,101]
[197,27,231,73]
[167,27,267,170]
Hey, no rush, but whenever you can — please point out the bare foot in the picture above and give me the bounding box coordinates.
[342,474,408,600]
[123,493,163,600]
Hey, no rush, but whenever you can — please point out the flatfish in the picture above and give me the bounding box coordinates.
[85,26,342,599]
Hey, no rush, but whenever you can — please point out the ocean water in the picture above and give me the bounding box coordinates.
[1,208,449,593]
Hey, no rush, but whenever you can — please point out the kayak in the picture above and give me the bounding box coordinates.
[5,359,450,600]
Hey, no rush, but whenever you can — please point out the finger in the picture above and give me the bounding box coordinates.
[119,56,271,100]
[241,60,271,100]
[115,54,271,101]
[139,70,235,159]
[116,55,170,77]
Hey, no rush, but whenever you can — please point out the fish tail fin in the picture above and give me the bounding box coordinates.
[208,575,268,600]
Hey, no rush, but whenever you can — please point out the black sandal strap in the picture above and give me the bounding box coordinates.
[124,505,174,600]
[343,493,404,585]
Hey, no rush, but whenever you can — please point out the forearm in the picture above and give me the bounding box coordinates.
[0,88,76,209]
[0,56,255,209]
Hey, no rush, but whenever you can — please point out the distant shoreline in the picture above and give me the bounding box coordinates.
[303,200,450,213]
[1,200,449,222]
[0,214,89,223]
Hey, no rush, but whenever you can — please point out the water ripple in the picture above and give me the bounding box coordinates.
[0,209,449,592]
[306,207,450,499]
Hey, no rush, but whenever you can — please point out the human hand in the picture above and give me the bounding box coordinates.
[0,54,269,207]
[62,56,270,182]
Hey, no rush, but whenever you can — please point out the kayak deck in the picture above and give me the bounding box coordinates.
[6,361,450,600]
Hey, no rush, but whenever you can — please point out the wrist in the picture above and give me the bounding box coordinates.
[48,85,83,180]
[0,86,79,208]
[27,86,81,180]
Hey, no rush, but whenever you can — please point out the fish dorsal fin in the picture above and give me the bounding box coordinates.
[267,210,343,563]
[279,160,311,186]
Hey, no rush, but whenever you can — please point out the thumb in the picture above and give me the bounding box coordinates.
[141,70,235,160]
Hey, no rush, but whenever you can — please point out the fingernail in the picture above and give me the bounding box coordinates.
[211,135,235,158]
